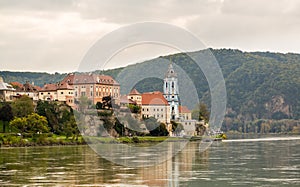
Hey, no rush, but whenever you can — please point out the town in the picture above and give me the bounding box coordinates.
[0,63,207,138]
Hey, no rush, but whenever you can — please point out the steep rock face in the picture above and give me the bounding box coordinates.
[265,95,291,119]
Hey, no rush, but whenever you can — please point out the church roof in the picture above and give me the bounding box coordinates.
[179,106,190,113]
[142,91,169,105]
[165,63,177,78]
[129,88,141,95]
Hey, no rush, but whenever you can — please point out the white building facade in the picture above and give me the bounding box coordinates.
[163,63,180,121]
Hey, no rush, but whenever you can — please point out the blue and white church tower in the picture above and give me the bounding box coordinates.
[164,63,180,121]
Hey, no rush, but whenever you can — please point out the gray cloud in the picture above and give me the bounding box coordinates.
[0,0,300,72]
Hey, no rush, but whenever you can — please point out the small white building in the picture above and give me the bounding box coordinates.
[179,119,198,136]
[0,77,15,102]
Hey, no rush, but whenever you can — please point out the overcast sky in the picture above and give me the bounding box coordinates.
[1,0,300,73]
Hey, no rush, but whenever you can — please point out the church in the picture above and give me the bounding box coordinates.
[125,62,197,136]
[163,63,180,121]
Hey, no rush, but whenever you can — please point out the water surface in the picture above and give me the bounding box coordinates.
[0,136,299,186]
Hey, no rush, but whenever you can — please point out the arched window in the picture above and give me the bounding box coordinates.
[172,82,174,88]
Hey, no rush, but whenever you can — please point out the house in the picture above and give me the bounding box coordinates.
[141,91,170,124]
[11,81,41,101]
[179,120,198,136]
[120,95,136,108]
[179,106,192,120]
[60,73,120,105]
[39,82,75,107]
[127,89,142,106]
[0,77,15,102]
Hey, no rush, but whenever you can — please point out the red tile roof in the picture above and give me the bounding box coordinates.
[11,82,41,92]
[129,88,140,95]
[120,95,136,104]
[142,91,169,105]
[41,82,73,91]
[179,106,190,113]
[10,82,24,90]
[61,73,119,85]
[41,83,58,91]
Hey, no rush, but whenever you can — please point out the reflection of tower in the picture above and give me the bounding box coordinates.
[163,63,180,121]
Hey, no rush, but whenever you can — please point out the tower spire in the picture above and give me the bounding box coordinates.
[163,56,180,121]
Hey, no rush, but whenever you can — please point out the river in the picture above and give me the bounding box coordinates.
[0,136,299,186]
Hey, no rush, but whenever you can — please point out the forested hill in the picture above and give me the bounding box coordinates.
[0,71,67,87]
[1,48,300,122]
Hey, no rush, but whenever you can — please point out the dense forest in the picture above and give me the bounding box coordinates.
[1,48,300,133]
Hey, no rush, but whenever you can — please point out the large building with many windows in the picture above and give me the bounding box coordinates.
[60,73,120,105]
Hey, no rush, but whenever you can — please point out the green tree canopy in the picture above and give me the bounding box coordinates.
[12,95,34,117]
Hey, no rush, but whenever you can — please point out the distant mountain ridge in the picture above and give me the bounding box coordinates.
[1,48,300,122]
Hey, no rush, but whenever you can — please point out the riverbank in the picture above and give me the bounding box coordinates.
[0,133,86,147]
[0,134,189,147]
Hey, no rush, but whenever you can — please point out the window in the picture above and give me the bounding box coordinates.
[154,109,155,111]
[75,91,77,97]
[81,92,86,96]
[142,108,144,111]
[90,91,93,96]
[61,92,63,94]
[161,109,163,111]
[48,92,50,95]
[172,82,174,88]
[41,93,43,95]
[147,108,149,111]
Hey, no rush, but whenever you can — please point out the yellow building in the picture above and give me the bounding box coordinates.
[141,91,170,124]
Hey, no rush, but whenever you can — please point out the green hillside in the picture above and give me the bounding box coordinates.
[1,49,300,132]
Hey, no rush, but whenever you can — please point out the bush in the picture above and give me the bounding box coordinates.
[132,136,140,143]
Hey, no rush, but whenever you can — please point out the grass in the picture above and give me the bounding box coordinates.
[0,133,85,147]
[0,134,189,147]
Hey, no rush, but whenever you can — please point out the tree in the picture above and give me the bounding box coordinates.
[36,100,60,134]
[9,117,27,133]
[102,96,112,109]
[62,115,79,140]
[26,113,49,133]
[12,95,34,117]
[171,121,184,135]
[0,103,13,132]
[192,103,210,123]
[10,113,49,134]
[144,117,168,136]
[78,96,92,112]
[128,104,141,113]
[96,102,102,110]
